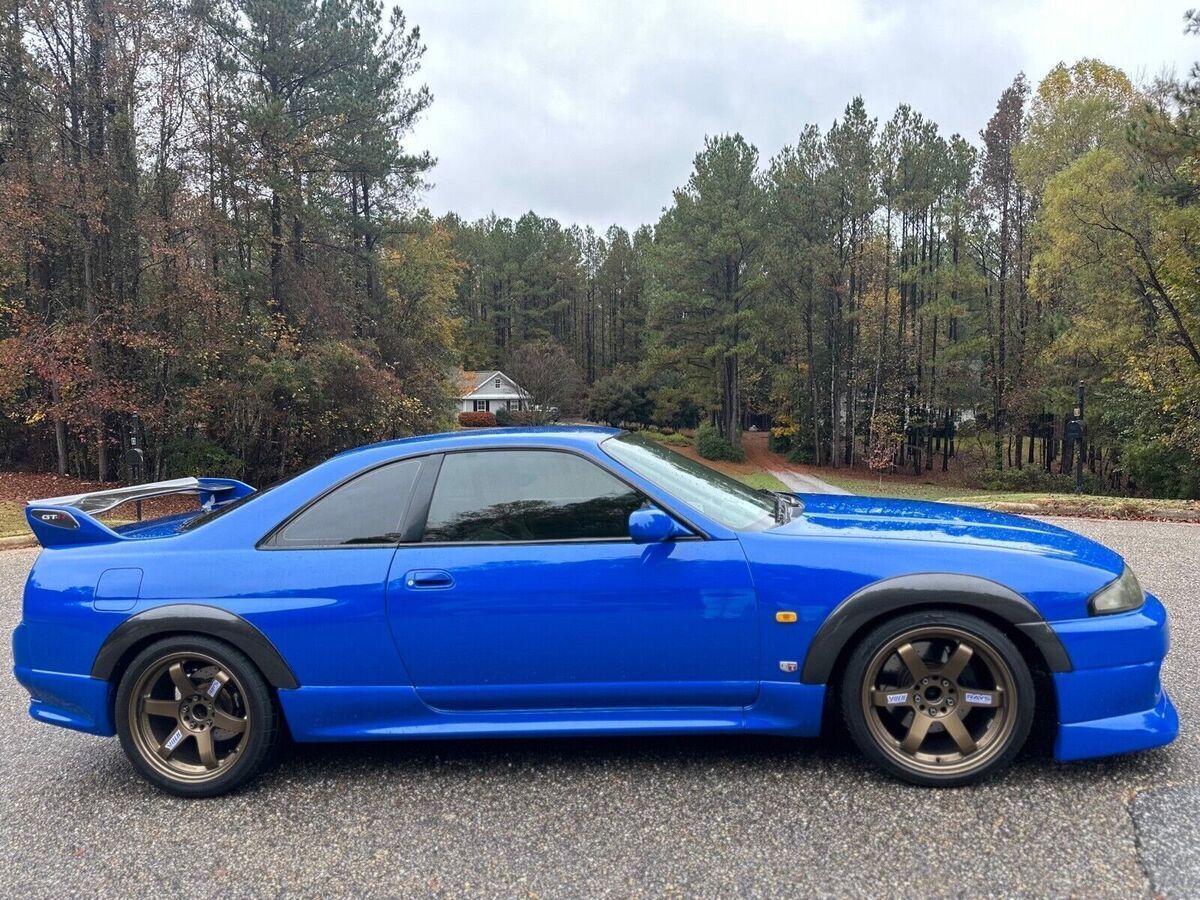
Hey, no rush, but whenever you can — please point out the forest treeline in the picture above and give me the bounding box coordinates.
[0,0,460,483]
[2,2,1199,497]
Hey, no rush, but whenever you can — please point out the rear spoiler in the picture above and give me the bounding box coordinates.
[25,477,255,548]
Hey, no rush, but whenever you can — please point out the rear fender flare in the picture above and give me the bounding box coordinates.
[800,572,1072,684]
[91,604,299,689]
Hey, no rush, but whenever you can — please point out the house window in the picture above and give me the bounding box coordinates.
[473,400,487,412]
[494,376,502,388]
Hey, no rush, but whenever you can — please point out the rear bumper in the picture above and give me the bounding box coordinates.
[1051,592,1178,762]
[12,623,115,737]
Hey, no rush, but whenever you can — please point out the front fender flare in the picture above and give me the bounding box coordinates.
[91,604,299,689]
[800,572,1072,684]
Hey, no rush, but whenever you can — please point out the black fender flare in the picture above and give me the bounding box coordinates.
[799,572,1072,684]
[91,604,299,689]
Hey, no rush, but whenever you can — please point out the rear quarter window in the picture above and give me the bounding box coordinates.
[267,458,423,548]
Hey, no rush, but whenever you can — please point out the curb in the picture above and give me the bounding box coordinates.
[0,533,36,550]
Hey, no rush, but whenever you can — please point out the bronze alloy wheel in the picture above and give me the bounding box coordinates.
[126,651,251,782]
[858,624,1020,779]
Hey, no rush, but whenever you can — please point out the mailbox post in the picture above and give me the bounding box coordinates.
[1069,381,1085,494]
[125,414,146,519]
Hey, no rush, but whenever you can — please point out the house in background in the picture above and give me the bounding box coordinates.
[455,370,526,414]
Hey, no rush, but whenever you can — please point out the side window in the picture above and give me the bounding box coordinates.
[270,458,423,548]
[423,450,645,543]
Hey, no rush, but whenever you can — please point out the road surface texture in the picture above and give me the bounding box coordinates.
[0,517,1196,897]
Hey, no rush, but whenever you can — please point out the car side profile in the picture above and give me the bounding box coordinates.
[12,426,1177,796]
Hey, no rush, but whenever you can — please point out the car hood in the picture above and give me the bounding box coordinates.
[770,494,1124,574]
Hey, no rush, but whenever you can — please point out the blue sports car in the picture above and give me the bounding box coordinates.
[12,427,1177,796]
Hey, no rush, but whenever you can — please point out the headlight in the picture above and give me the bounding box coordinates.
[1089,566,1145,615]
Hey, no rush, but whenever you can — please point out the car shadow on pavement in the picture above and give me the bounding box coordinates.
[278,732,859,780]
[267,730,1176,795]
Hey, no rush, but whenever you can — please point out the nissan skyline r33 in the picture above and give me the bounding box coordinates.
[12,427,1177,796]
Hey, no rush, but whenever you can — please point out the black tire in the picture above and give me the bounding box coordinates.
[115,635,280,797]
[840,610,1035,787]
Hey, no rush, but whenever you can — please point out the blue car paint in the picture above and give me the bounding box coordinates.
[385,537,758,710]
[10,426,1177,766]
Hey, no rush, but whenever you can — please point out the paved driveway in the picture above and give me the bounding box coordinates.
[0,518,1196,898]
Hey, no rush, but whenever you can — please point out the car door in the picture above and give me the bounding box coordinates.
[383,448,759,712]
[248,456,430,687]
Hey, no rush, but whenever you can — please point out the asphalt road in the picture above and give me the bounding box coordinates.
[0,518,1196,898]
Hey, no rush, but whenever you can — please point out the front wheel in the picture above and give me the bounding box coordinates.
[841,610,1035,787]
[115,635,280,797]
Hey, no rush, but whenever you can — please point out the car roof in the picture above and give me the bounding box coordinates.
[332,425,624,462]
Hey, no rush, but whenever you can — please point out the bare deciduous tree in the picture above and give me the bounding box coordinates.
[506,341,584,424]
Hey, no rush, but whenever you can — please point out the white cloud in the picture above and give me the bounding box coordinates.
[400,0,1200,230]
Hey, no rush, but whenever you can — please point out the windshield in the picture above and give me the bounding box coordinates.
[601,432,777,530]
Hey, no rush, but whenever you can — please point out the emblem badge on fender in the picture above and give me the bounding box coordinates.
[779,661,798,673]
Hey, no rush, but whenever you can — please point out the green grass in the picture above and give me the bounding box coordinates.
[638,429,692,447]
[0,501,29,538]
[817,472,993,501]
[946,492,1200,520]
[0,501,141,539]
[735,472,790,492]
[790,470,1200,520]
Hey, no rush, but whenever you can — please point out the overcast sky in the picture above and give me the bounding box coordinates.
[400,0,1199,231]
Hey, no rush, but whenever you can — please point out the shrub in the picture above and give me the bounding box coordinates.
[696,423,745,462]
[1124,441,1200,499]
[787,443,815,465]
[457,410,497,428]
[976,465,1103,494]
[163,434,241,477]
[495,407,535,427]
[640,428,692,447]
[768,413,799,455]
[651,387,701,429]
[586,374,648,426]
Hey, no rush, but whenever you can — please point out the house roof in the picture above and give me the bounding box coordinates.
[457,370,495,395]
[455,369,522,398]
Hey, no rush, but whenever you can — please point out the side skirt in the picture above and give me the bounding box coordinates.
[279,681,827,742]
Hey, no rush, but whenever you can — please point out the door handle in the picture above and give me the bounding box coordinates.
[405,569,454,589]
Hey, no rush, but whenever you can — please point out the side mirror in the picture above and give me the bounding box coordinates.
[628,507,691,544]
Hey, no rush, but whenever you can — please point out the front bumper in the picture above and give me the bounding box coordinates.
[1051,592,1179,762]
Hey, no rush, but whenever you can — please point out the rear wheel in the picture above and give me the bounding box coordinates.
[115,636,279,797]
[841,610,1035,786]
